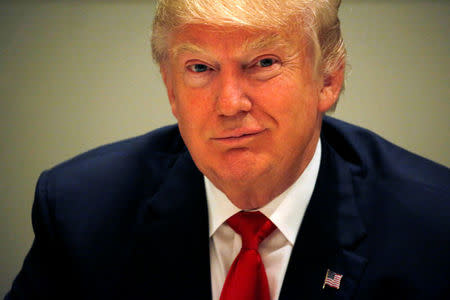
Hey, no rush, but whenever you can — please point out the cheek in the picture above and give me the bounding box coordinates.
[259,83,315,123]
[281,81,320,121]
[173,90,215,139]
[257,80,319,148]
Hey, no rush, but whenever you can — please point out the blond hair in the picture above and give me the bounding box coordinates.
[151,0,345,78]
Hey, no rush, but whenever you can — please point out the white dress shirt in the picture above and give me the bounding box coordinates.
[206,140,322,300]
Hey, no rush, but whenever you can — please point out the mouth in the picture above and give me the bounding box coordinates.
[212,129,266,145]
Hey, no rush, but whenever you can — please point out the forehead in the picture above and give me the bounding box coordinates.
[167,24,302,59]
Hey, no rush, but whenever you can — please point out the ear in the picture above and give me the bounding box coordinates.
[317,64,345,112]
[160,64,179,120]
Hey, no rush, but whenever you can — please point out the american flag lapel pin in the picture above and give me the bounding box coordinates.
[322,269,343,290]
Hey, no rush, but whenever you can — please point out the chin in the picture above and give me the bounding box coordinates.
[210,161,269,188]
[196,148,271,186]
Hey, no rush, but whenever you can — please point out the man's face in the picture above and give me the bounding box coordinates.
[161,24,340,206]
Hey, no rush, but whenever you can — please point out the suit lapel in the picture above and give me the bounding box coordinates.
[127,150,212,299]
[279,139,367,300]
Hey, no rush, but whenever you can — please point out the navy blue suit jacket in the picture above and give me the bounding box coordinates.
[6,117,450,299]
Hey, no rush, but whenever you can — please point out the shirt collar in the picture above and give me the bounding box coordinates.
[205,139,322,245]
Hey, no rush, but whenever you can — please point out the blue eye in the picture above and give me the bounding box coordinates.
[189,64,210,73]
[258,58,275,67]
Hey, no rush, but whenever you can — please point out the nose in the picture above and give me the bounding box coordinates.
[215,71,252,116]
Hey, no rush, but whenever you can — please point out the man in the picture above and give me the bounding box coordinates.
[6,0,450,299]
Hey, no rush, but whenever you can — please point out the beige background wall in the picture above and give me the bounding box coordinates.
[1,0,448,296]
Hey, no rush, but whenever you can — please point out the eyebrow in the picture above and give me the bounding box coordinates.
[242,33,290,52]
[170,43,207,59]
[170,32,291,60]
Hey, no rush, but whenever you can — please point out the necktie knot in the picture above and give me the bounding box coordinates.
[226,211,276,250]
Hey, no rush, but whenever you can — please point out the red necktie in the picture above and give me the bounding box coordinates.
[220,211,277,300]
